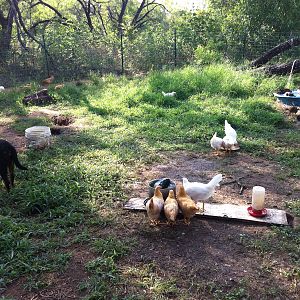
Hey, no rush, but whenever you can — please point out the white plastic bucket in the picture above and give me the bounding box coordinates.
[25,126,51,149]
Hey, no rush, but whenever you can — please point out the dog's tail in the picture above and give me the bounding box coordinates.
[12,148,28,170]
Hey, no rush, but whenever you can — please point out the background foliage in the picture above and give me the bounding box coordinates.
[1,0,300,86]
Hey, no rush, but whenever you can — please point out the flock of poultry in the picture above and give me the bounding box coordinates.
[210,120,239,153]
[146,174,223,225]
[1,75,64,92]
[146,120,238,225]
[41,75,64,90]
[2,78,239,226]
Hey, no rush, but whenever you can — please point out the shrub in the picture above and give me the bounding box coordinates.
[195,45,222,65]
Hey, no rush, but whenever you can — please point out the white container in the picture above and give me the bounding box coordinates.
[25,126,51,149]
[251,186,265,210]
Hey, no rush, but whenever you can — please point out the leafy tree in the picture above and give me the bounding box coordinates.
[0,0,68,63]
[170,10,223,63]
[207,0,300,60]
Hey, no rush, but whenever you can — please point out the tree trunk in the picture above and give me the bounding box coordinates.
[0,7,14,61]
[262,59,300,75]
[251,37,300,68]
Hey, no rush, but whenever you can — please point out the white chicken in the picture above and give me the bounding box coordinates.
[0,86,4,92]
[210,132,225,152]
[222,120,239,151]
[222,135,236,151]
[224,120,237,145]
[182,174,222,211]
[162,91,176,97]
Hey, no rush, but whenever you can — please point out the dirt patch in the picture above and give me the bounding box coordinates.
[50,126,62,135]
[29,110,76,134]
[0,110,79,151]
[29,110,75,128]
[51,115,74,126]
[127,151,299,209]
[118,150,299,299]
[118,217,297,299]
[1,245,94,300]
[0,123,26,152]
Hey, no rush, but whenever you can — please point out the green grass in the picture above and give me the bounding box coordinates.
[79,236,132,299]
[120,263,179,299]
[0,64,299,298]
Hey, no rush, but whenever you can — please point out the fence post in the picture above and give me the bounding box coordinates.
[42,31,50,77]
[174,28,177,67]
[120,29,124,75]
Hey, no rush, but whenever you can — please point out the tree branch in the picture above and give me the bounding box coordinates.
[14,14,28,49]
[96,3,107,35]
[77,0,94,31]
[131,0,146,26]
[131,1,166,28]
[11,0,45,48]
[133,18,154,30]
[31,0,66,20]
[134,5,160,27]
[30,19,55,30]
[107,6,117,22]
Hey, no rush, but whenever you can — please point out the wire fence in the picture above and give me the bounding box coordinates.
[1,29,300,87]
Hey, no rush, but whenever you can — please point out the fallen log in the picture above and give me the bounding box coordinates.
[251,38,300,68]
[22,89,54,106]
[263,59,300,75]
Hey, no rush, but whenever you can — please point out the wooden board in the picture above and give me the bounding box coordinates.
[124,198,289,226]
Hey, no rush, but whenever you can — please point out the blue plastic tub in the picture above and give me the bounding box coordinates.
[274,91,300,106]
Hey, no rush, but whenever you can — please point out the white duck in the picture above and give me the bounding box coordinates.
[0,86,4,92]
[182,174,222,211]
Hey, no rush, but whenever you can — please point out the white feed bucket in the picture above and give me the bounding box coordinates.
[25,126,51,149]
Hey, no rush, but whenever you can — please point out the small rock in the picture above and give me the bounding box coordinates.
[293,216,300,229]
[289,106,298,114]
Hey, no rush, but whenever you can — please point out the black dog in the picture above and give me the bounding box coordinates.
[0,139,27,192]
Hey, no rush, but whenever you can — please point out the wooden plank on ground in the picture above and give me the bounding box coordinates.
[124,198,289,226]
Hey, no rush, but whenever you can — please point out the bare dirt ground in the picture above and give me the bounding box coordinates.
[118,151,300,299]
[129,151,300,209]
[1,113,299,299]
[0,121,26,151]
[0,109,80,152]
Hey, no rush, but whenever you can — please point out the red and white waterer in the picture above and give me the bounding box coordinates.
[247,186,267,217]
